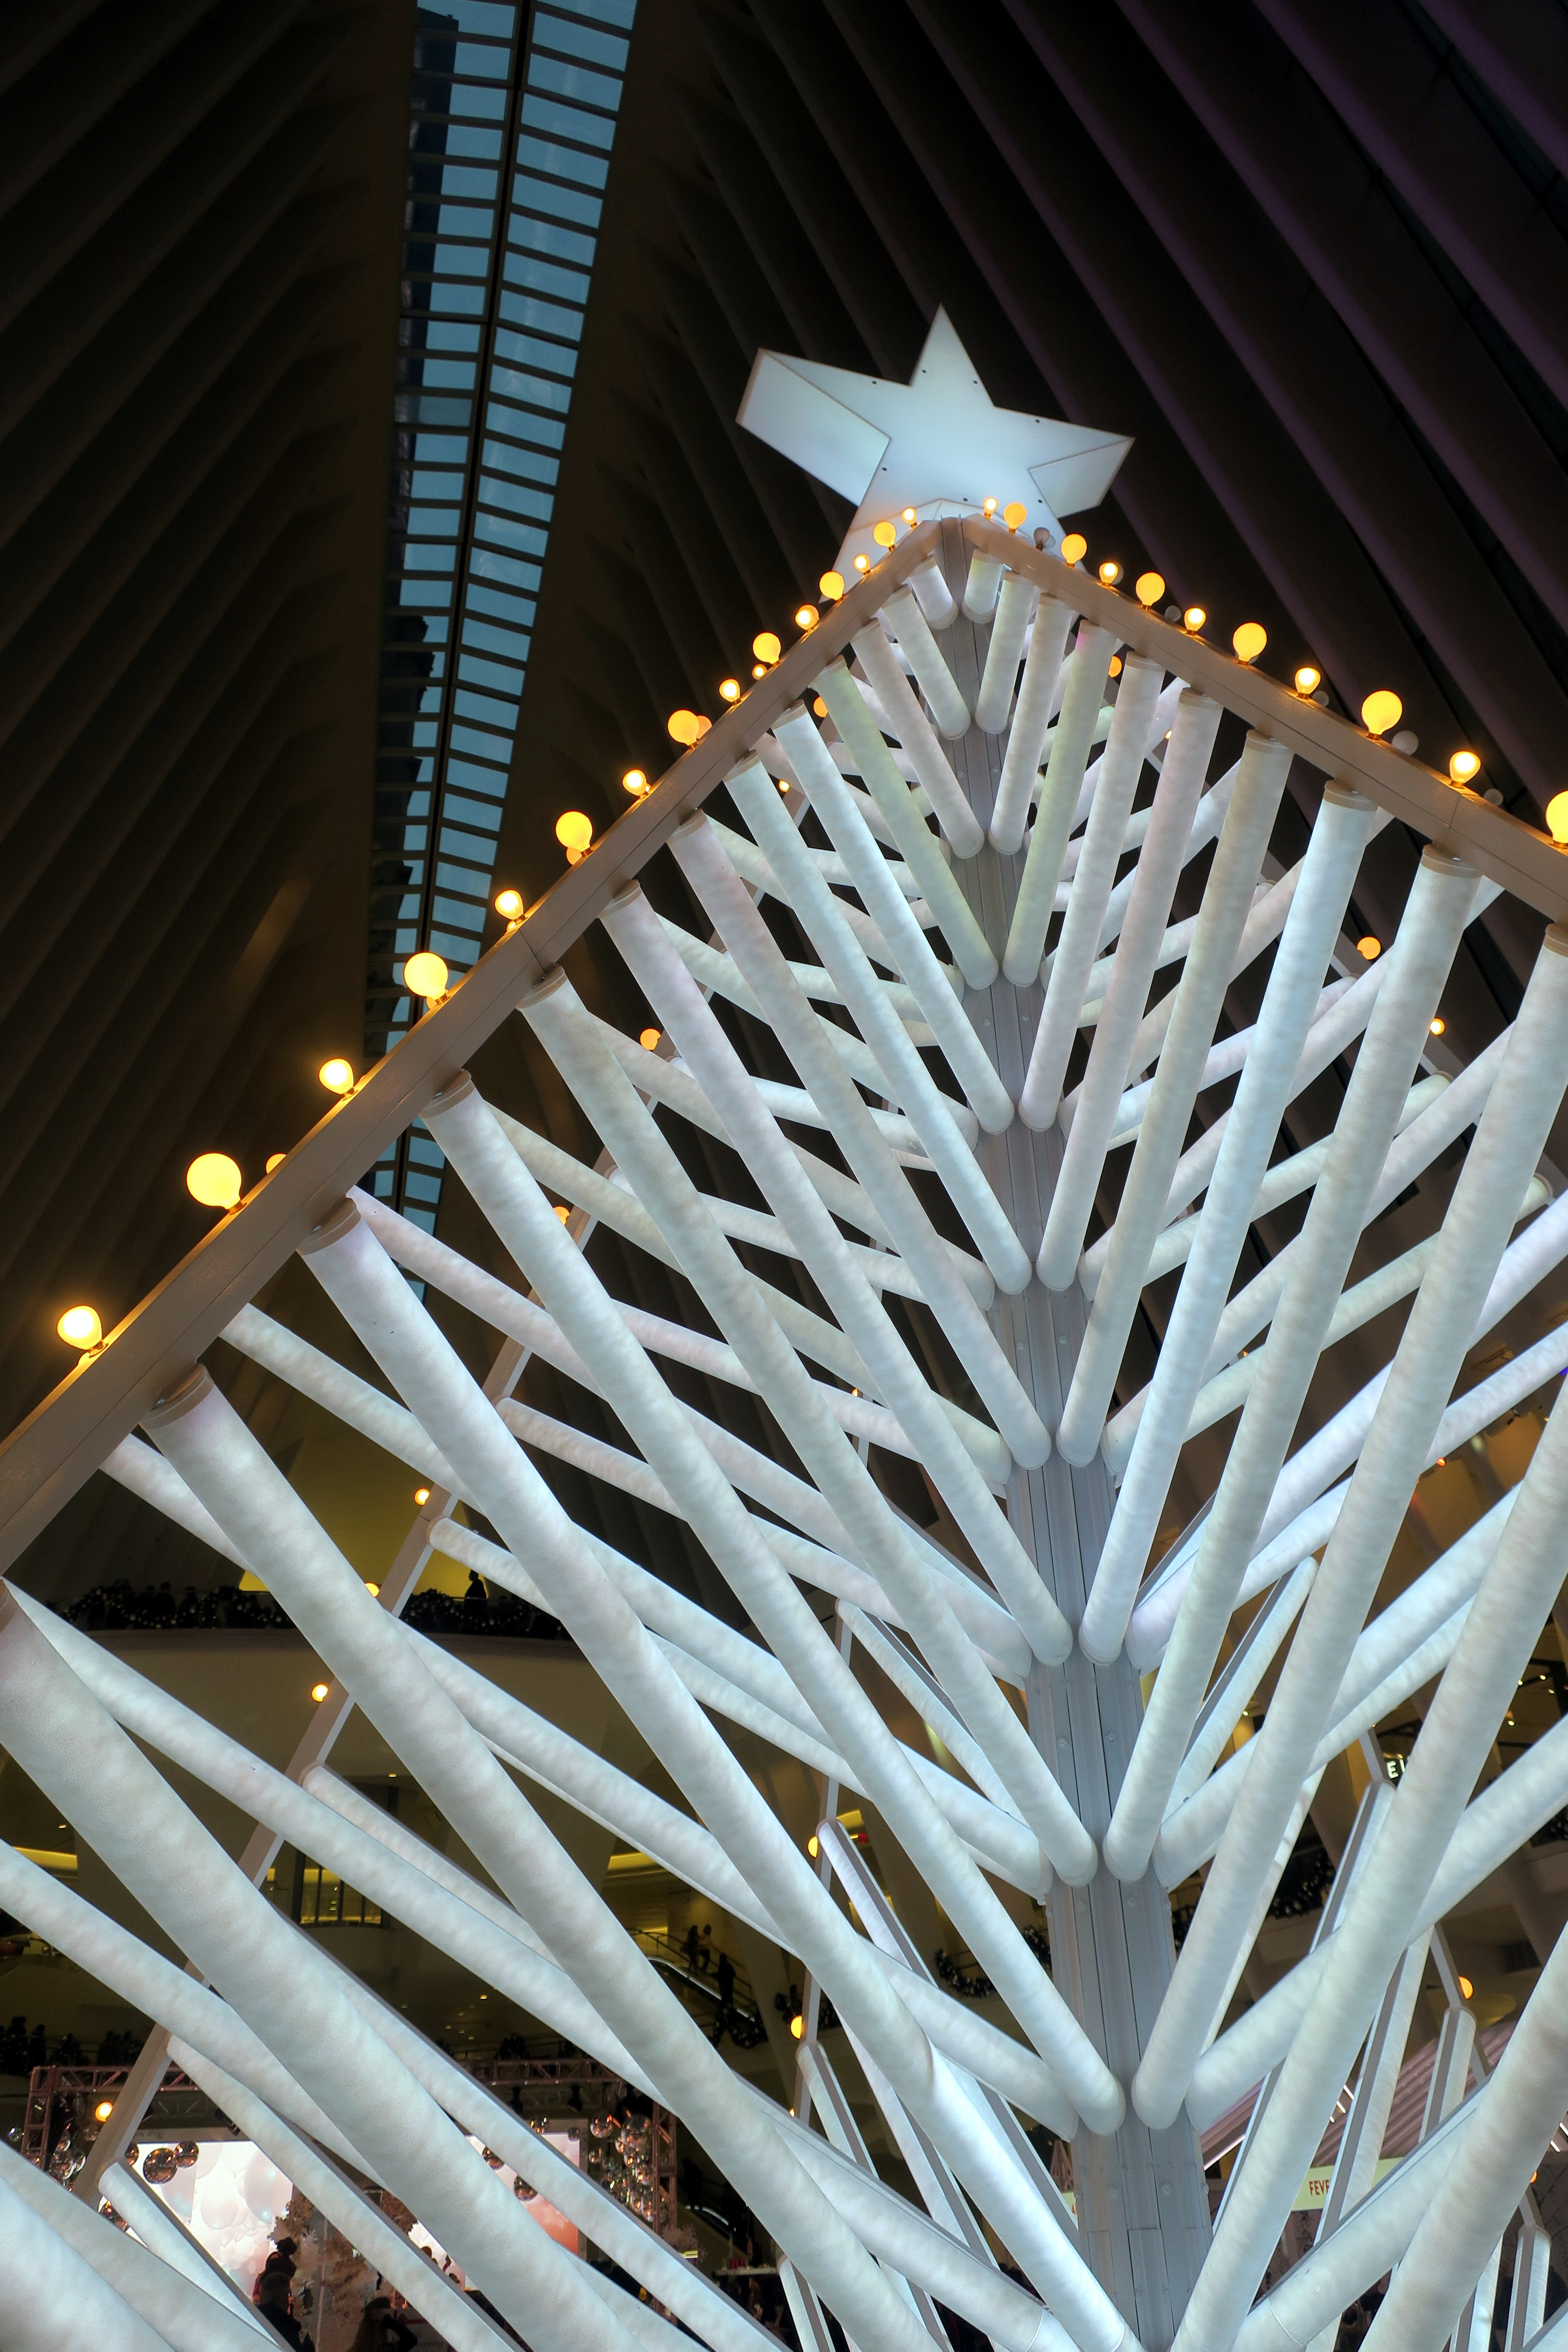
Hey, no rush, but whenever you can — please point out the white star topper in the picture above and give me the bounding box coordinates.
[738,307,1132,575]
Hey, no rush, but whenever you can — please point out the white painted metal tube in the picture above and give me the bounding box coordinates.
[1085,783,1375,1671]
[814,658,997,987]
[102,2166,273,2343]
[0,1584,615,2352]
[673,814,1053,1471]
[100,1432,247,1563]
[730,761,1029,1291]
[1023,653,1165,1124]
[910,555,956,629]
[603,884,1049,1645]
[1141,916,1568,2147]
[1032,694,1221,1275]
[1003,624,1117,985]
[852,619,983,854]
[882,584,971,736]
[963,549,1004,622]
[419,1081,1113,2122]
[772,704,1014,1134]
[991,599,1075,853]
[974,570,1037,734]
[224,1302,459,1485]
[0,2155,172,2352]
[1057,734,1293,1480]
[0,2138,266,2352]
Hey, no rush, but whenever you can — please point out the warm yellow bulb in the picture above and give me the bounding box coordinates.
[58,1305,101,1351]
[1183,605,1206,632]
[1060,533,1087,565]
[94,2099,114,2123]
[1357,935,1382,961]
[752,631,781,665]
[1233,621,1268,663]
[319,1058,354,1095]
[901,507,916,525]
[554,1204,571,1224]
[1430,1017,1446,1036]
[666,709,701,746]
[1459,1975,1474,2000]
[621,771,649,800]
[853,554,870,574]
[790,2013,804,2040]
[1098,559,1123,586]
[495,886,525,917]
[807,1834,819,1858]
[1449,749,1481,784]
[794,605,818,631]
[186,1152,242,1210]
[719,677,741,703]
[1294,665,1322,696]
[1547,791,1568,844]
[812,695,828,717]
[983,497,998,516]
[1134,571,1166,606]
[1108,654,1123,677]
[414,1486,432,1506]
[640,1028,661,1051]
[1003,501,1027,530]
[1360,689,1403,736]
[556,812,594,860]
[311,1682,330,1703]
[873,520,897,548]
[404,950,448,1003]
[819,571,845,601]
[265,1153,285,1173]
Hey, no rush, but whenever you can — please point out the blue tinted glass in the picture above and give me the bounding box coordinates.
[514,132,608,187]
[533,12,629,69]
[511,170,601,227]
[527,54,622,110]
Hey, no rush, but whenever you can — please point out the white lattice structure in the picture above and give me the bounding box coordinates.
[5,517,1568,2352]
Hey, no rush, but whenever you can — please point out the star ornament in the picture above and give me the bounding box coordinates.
[738,308,1132,574]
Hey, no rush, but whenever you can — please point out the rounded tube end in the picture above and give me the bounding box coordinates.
[517,966,570,1010]
[145,1363,215,1428]
[297,1198,361,1257]
[426,1069,476,1115]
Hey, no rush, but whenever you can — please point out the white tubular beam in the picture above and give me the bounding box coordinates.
[100,1434,247,1563]
[0,2157,171,2352]
[963,548,1004,622]
[1084,783,1374,1673]
[672,814,1053,1472]
[772,704,1014,1135]
[602,886,1048,1650]
[0,2140,265,2352]
[1150,922,1568,2177]
[1057,734,1293,1480]
[814,658,997,988]
[852,619,984,854]
[103,2166,273,2343]
[518,978,1087,1880]
[730,760,1029,1290]
[882,583,971,737]
[150,1355,928,2352]
[1023,653,1165,1124]
[990,597,1075,852]
[1125,853,1482,2095]
[0,1584,617,2352]
[417,1086,1113,2124]
[1002,623,1117,986]
[1032,694,1222,1273]
[1088,757,1239,972]
[223,1302,459,1485]
[910,555,956,630]
[1176,1318,1568,2352]
[974,570,1037,734]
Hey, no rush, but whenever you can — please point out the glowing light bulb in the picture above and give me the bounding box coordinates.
[1060,533,1087,564]
[1003,501,1027,530]
[554,1204,571,1224]
[719,677,741,702]
[873,520,897,548]
[94,2100,114,2123]
[58,1305,101,1350]
[1547,791,1568,844]
[319,1058,354,1094]
[1357,935,1382,961]
[640,1028,661,1050]
[807,1834,819,1858]
[1108,654,1123,677]
[187,1153,241,1210]
[666,710,701,746]
[1135,571,1165,606]
[752,662,767,677]
[901,507,916,525]
[555,811,594,865]
[1183,605,1206,632]
[794,605,818,631]
[1360,689,1403,736]
[790,2013,804,2040]
[752,631,781,665]
[265,1153,285,1173]
[1449,749,1481,784]
[1232,621,1267,663]
[853,554,870,574]
[311,1682,330,1703]
[1430,1017,1446,1036]
[495,886,525,917]
[982,497,998,517]
[1294,665,1322,696]
[403,950,448,1003]
[819,570,845,601]
[777,776,789,793]
[620,772,649,802]
[1459,1975,1474,2000]
[414,1487,431,1506]
[1098,559,1123,586]
[812,696,828,717]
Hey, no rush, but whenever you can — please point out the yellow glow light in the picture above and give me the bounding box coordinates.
[319,1057,354,1094]
[812,696,828,717]
[752,662,767,677]
[752,631,782,665]
[1360,688,1403,736]
[621,770,649,799]
[789,2013,804,2040]
[414,1487,431,1505]
[186,1153,241,1210]
[58,1305,101,1350]
[1547,791,1568,844]
[1098,559,1123,586]
[807,1834,819,1858]
[1003,501,1027,530]
[265,1153,285,1173]
[1183,605,1206,632]
[794,605,818,631]
[94,2099,114,2123]
[982,497,998,516]
[311,1682,330,1703]
[1449,749,1481,783]
[666,709,701,746]
[1430,1017,1446,1036]
[1358,935,1382,961]
[873,520,897,548]
[1134,571,1166,606]
[853,553,870,574]
[404,950,448,1003]
[1108,654,1123,677]
[556,812,594,865]
[1294,665,1322,696]
[495,886,525,918]
[1232,621,1268,663]
[819,570,845,601]
[901,507,916,524]
[1459,1975,1474,2000]
[640,1028,661,1051]
[1060,533,1087,564]
[719,677,741,703]
[364,1581,380,1597]
[554,1204,571,1224]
